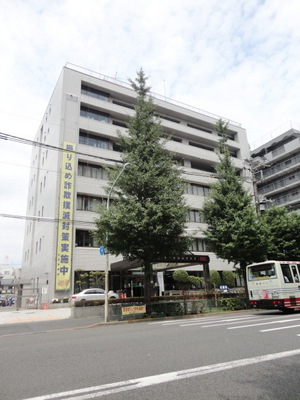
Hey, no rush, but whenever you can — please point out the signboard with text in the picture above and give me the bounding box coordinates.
[155,255,210,264]
[55,142,76,291]
[122,305,146,316]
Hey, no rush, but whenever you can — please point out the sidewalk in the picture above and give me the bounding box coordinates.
[0,307,72,325]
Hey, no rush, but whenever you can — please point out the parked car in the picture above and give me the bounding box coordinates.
[0,296,7,307]
[70,288,119,304]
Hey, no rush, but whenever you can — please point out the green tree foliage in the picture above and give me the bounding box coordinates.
[189,275,203,289]
[210,270,221,288]
[95,69,191,308]
[222,271,236,287]
[172,270,190,289]
[202,120,268,278]
[74,270,105,291]
[172,270,203,290]
[261,207,300,260]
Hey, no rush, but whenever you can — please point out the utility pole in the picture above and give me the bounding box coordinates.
[104,163,129,323]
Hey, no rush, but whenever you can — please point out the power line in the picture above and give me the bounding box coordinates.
[0,213,97,226]
[0,131,220,179]
[0,132,124,165]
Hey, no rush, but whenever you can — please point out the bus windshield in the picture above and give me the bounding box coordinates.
[248,263,277,281]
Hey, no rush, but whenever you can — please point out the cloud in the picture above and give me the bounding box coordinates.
[1,0,300,264]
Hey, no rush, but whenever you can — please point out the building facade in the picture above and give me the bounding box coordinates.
[0,262,21,297]
[251,128,300,212]
[21,64,252,301]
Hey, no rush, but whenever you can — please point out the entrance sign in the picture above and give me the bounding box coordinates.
[155,255,210,264]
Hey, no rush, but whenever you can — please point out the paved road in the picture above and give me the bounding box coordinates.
[1,310,300,400]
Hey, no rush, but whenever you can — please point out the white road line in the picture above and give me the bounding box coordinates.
[23,349,300,400]
[179,316,257,327]
[151,316,257,327]
[182,317,257,327]
[260,324,300,332]
[228,318,300,330]
[149,317,203,325]
[149,316,253,326]
[199,315,293,329]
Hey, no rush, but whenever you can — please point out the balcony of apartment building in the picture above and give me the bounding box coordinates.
[252,131,300,175]
[257,169,300,196]
[254,152,300,184]
[270,188,300,209]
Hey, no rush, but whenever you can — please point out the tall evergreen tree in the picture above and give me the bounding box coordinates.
[261,207,300,260]
[94,69,191,308]
[201,120,268,281]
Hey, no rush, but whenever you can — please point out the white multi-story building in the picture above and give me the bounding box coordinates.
[21,64,252,300]
[251,127,300,212]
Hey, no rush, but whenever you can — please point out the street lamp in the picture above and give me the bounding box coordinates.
[104,162,129,323]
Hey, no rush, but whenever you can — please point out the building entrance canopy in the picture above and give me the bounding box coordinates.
[110,255,210,272]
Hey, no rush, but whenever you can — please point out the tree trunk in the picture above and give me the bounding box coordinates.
[240,262,249,301]
[144,262,153,314]
[203,262,211,291]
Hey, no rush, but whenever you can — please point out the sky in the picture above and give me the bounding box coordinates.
[0,0,300,267]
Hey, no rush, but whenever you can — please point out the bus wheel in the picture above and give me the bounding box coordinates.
[281,307,295,313]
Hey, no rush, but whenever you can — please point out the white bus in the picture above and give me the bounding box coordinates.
[247,260,300,312]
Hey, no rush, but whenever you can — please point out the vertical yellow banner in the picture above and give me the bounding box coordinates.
[55,142,76,291]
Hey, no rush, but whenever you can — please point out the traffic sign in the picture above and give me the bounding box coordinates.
[99,246,105,255]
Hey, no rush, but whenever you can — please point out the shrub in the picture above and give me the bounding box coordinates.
[190,300,206,314]
[218,297,246,311]
[150,302,184,317]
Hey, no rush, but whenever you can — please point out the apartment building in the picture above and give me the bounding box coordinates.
[251,128,300,212]
[21,64,251,301]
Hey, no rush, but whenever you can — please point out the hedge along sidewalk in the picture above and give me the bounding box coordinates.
[72,296,247,320]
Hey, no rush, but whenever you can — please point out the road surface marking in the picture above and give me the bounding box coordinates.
[180,316,256,327]
[23,348,300,400]
[227,317,300,330]
[260,324,300,332]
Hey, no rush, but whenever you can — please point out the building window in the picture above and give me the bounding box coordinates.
[189,141,214,152]
[78,162,109,180]
[76,230,98,247]
[77,195,107,211]
[190,161,215,173]
[80,105,109,123]
[170,137,182,143]
[190,238,210,252]
[189,210,204,223]
[81,84,109,101]
[186,183,210,196]
[156,113,180,123]
[112,99,134,110]
[79,130,109,149]
[187,123,212,134]
[112,120,127,128]
[217,132,236,141]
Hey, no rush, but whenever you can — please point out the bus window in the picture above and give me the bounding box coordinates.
[248,263,276,281]
[281,264,293,283]
[291,265,300,283]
